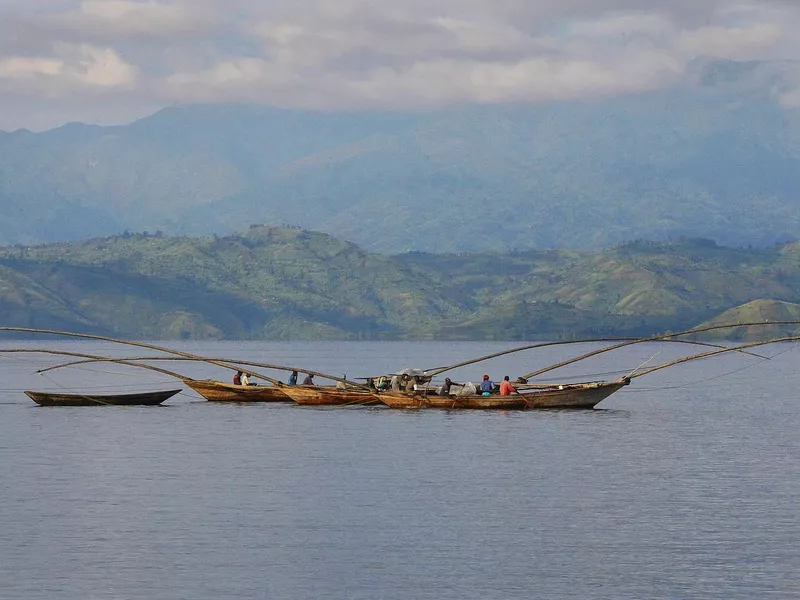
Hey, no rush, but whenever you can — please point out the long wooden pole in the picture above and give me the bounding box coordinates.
[521,320,800,380]
[0,326,287,383]
[427,336,767,378]
[36,355,369,389]
[0,348,191,379]
[0,327,370,389]
[629,335,800,379]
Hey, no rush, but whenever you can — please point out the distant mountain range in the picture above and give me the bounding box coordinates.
[2,227,800,341]
[2,61,800,253]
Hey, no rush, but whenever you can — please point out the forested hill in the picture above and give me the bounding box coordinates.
[2,227,800,340]
[2,68,800,253]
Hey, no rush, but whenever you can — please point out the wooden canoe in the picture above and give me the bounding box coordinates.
[280,385,380,406]
[378,378,629,410]
[24,388,181,407]
[183,379,291,402]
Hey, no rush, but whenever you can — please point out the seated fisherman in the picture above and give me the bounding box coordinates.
[499,375,517,396]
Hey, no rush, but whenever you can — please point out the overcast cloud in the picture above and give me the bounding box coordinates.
[0,0,799,130]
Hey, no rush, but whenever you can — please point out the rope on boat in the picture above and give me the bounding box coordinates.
[624,349,663,379]
[35,370,117,406]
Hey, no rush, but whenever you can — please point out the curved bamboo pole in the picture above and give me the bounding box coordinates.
[427,336,767,378]
[521,320,800,380]
[0,327,370,389]
[0,326,286,384]
[37,355,306,375]
[0,348,191,379]
[629,335,800,379]
[36,354,369,389]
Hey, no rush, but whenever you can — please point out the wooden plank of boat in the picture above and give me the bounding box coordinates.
[281,385,380,406]
[24,389,181,407]
[183,379,291,402]
[377,392,526,409]
[378,378,629,410]
[518,379,629,409]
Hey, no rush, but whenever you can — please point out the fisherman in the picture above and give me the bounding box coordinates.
[302,373,315,385]
[499,375,517,396]
[240,372,251,386]
[390,374,401,392]
[440,377,454,396]
[480,374,495,394]
[401,373,412,391]
[233,371,243,385]
[288,371,298,385]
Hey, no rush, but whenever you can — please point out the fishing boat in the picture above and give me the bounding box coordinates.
[280,385,380,406]
[182,379,291,402]
[24,388,182,407]
[6,323,799,414]
[377,378,629,410]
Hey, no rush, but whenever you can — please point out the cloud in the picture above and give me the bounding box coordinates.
[679,24,785,60]
[52,0,219,39]
[0,0,799,129]
[0,44,138,91]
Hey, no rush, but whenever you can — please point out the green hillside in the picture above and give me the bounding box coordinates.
[696,299,800,341]
[2,229,800,340]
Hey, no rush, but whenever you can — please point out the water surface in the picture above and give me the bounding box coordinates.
[1,340,798,599]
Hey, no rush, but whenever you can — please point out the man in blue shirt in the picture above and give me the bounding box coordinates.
[480,374,495,394]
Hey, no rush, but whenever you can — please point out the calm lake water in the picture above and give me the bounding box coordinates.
[1,340,798,600]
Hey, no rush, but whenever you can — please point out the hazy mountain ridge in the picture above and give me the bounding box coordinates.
[2,228,800,340]
[2,71,800,252]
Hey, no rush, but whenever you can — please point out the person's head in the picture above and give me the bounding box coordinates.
[308,373,314,379]
[292,371,297,376]
[483,374,489,381]
[237,370,243,375]
[504,375,510,381]
[445,377,452,384]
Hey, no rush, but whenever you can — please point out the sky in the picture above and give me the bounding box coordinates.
[0,0,799,131]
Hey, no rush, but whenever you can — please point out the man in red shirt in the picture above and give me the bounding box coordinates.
[499,375,517,396]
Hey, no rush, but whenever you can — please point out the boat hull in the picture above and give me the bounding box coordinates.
[378,379,628,410]
[183,379,291,402]
[281,385,380,406]
[24,389,181,406]
[378,393,527,409]
[522,380,628,409]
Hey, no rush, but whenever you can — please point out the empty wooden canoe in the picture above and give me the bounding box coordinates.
[24,389,181,406]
